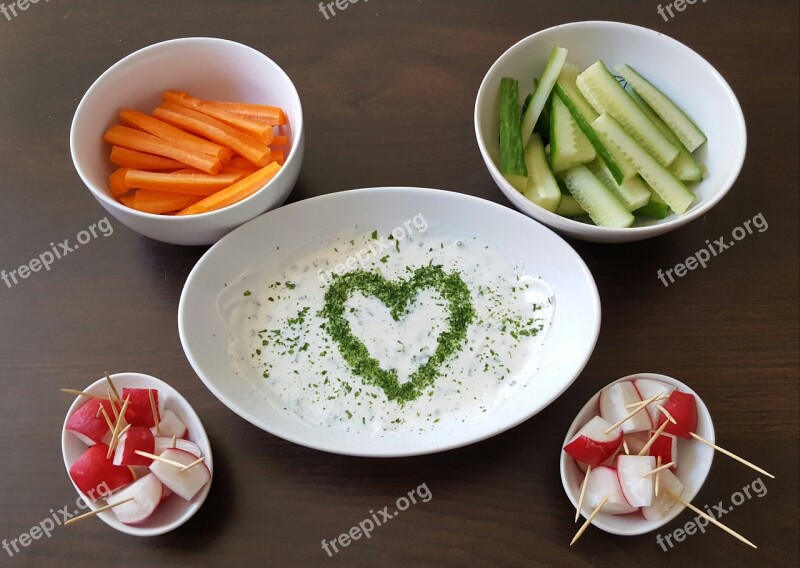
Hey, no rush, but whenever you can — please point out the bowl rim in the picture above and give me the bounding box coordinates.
[178,186,602,457]
[70,36,304,222]
[474,20,747,239]
[60,372,213,537]
[559,372,715,536]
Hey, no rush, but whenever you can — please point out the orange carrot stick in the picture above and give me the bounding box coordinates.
[162,91,273,142]
[110,146,184,170]
[205,101,288,126]
[119,109,233,163]
[176,162,281,216]
[226,156,259,171]
[153,103,272,167]
[109,168,129,197]
[133,190,203,215]
[124,169,249,196]
[119,191,136,208]
[103,125,222,175]
[271,150,285,165]
[271,135,289,146]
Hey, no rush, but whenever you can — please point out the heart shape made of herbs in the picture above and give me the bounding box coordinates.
[321,265,476,403]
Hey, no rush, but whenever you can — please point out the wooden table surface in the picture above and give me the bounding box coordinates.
[1,1,797,566]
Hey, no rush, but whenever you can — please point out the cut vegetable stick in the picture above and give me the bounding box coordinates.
[227,156,259,171]
[271,150,285,165]
[205,100,288,126]
[162,91,273,142]
[119,108,233,163]
[119,191,137,208]
[109,168,128,198]
[103,125,221,175]
[153,103,272,167]
[271,135,289,146]
[176,162,281,216]
[110,146,185,171]
[133,190,204,215]
[124,169,248,196]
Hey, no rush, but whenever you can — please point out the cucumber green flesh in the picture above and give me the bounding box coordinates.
[521,46,568,146]
[636,198,671,219]
[629,90,703,182]
[549,93,596,172]
[532,78,551,144]
[522,133,561,212]
[577,61,680,167]
[504,174,528,193]
[562,165,634,228]
[556,194,585,216]
[499,78,527,177]
[587,158,651,211]
[618,64,707,153]
[554,83,635,185]
[593,113,696,215]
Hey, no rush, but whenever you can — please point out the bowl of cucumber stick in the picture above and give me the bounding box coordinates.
[474,21,746,243]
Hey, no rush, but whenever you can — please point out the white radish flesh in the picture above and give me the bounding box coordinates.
[579,465,637,516]
[617,455,656,508]
[107,473,163,525]
[642,469,684,521]
[600,381,651,433]
[633,378,676,425]
[149,448,210,501]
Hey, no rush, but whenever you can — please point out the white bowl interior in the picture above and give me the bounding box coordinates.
[560,373,715,536]
[61,372,213,537]
[179,187,601,457]
[70,37,304,244]
[475,21,746,242]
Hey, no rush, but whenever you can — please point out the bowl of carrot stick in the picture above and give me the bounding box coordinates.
[70,37,304,245]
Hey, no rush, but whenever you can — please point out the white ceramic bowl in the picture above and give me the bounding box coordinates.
[71,37,304,246]
[560,373,714,536]
[475,21,746,243]
[179,187,601,457]
[61,372,213,536]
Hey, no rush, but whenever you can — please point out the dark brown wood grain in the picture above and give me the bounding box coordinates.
[0,1,797,566]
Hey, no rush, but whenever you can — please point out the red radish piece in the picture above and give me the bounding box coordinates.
[648,431,678,470]
[633,378,676,425]
[154,436,202,458]
[153,410,187,438]
[642,469,685,521]
[121,388,162,428]
[599,382,651,433]
[107,473,163,525]
[657,390,697,439]
[617,455,656,508]
[576,445,620,473]
[113,427,156,467]
[149,448,210,501]
[623,431,650,456]
[69,444,134,500]
[66,398,114,446]
[579,465,637,515]
[564,416,623,466]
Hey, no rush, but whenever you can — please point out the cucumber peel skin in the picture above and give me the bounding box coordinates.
[562,164,634,228]
[587,157,651,211]
[577,61,681,168]
[629,90,703,182]
[522,133,562,213]
[549,93,596,173]
[499,78,528,183]
[554,66,635,185]
[521,46,568,147]
[593,112,696,215]
[617,64,707,153]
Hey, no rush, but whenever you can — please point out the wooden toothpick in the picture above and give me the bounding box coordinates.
[106,395,130,459]
[622,439,630,455]
[135,450,187,470]
[655,456,662,497]
[638,420,669,456]
[642,461,676,477]
[575,465,591,523]
[570,496,608,546]
[104,372,121,402]
[625,393,668,409]
[689,432,774,479]
[604,392,664,434]
[180,456,205,472]
[65,498,134,526]
[656,404,677,425]
[666,490,756,548]
[148,389,160,434]
[61,389,110,401]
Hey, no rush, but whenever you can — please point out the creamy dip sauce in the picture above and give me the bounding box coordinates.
[227,225,554,435]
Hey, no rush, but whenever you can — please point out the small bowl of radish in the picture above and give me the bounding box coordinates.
[61,372,212,536]
[560,373,714,536]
